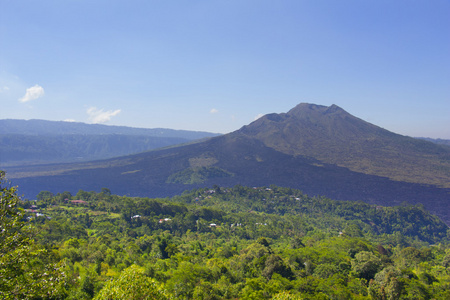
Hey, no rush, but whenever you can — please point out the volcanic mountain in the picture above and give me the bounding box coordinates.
[239,103,450,188]
[6,103,450,223]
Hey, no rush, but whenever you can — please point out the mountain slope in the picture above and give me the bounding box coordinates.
[239,103,450,187]
[419,137,450,147]
[0,119,219,138]
[5,104,450,223]
[0,119,220,166]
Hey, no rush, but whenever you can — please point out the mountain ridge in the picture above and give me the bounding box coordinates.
[0,119,220,138]
[238,103,450,188]
[0,119,220,166]
[4,103,450,223]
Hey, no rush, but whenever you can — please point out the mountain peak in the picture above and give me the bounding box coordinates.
[241,103,360,136]
[325,104,345,114]
[287,103,347,118]
[6,102,450,224]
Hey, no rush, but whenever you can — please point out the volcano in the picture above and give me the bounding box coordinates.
[6,103,450,223]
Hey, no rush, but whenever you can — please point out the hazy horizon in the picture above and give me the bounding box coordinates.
[1,105,449,141]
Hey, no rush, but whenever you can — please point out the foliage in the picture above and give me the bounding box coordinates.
[94,265,168,300]
[351,251,382,281]
[3,178,450,299]
[0,171,66,299]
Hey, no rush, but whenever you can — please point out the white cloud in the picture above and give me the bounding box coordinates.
[19,84,44,102]
[64,119,76,122]
[254,113,264,120]
[0,86,9,92]
[210,108,219,114]
[87,107,121,124]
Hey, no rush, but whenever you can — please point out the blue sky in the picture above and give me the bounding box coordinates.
[1,0,449,138]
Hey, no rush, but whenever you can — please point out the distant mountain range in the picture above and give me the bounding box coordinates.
[418,137,450,147]
[0,119,220,166]
[4,104,450,224]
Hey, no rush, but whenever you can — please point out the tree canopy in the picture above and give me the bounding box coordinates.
[2,173,450,299]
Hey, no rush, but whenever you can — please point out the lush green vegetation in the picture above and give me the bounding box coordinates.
[3,171,450,299]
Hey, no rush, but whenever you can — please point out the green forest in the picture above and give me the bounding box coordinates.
[1,170,450,299]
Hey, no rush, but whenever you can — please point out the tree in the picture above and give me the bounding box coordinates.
[351,251,382,281]
[239,277,268,299]
[36,190,54,201]
[76,189,92,201]
[442,253,450,268]
[272,291,302,299]
[262,254,294,280]
[57,191,72,202]
[0,171,65,299]
[94,264,168,299]
[368,266,403,300]
[165,261,207,299]
[101,187,112,196]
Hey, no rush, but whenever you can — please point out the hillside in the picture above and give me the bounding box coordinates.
[0,134,195,166]
[0,119,220,138]
[239,103,450,188]
[5,104,450,223]
[0,119,220,166]
[419,137,450,147]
